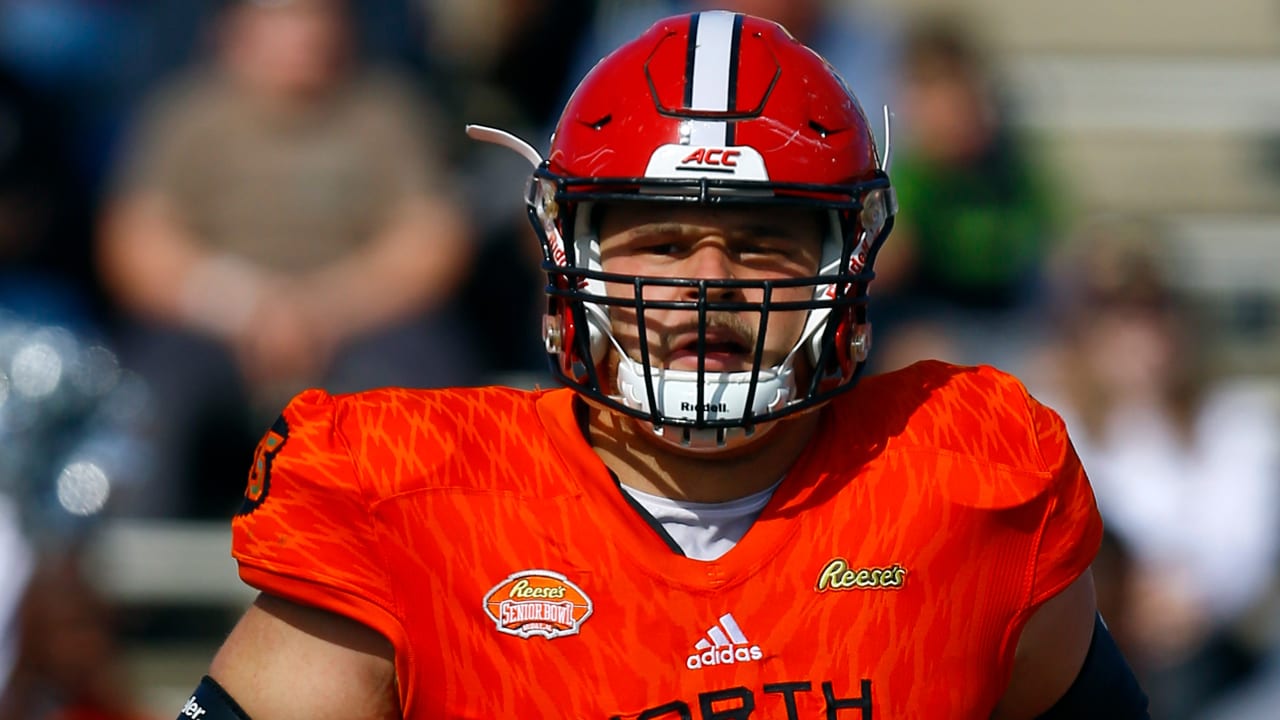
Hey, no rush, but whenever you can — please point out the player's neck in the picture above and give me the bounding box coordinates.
[586,406,821,504]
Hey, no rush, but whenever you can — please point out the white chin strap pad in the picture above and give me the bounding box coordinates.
[615,356,795,421]
[614,354,797,451]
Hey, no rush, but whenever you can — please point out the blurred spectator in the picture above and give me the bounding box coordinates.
[0,0,146,196]
[423,0,596,135]
[98,0,477,517]
[0,0,426,200]
[1208,621,1280,720]
[0,550,151,720]
[1029,216,1280,720]
[0,493,32,708]
[0,311,154,719]
[422,0,599,377]
[0,62,99,333]
[873,17,1065,372]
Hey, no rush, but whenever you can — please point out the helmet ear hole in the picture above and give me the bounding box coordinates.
[818,315,870,391]
[851,323,872,363]
[542,313,565,355]
[544,297,594,383]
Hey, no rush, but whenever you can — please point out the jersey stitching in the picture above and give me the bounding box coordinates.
[332,395,414,714]
[369,485,567,513]
[994,380,1059,691]
[890,444,1053,478]
[1016,377,1056,609]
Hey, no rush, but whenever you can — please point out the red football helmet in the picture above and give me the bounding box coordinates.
[470,11,894,451]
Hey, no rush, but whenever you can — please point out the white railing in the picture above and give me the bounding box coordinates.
[86,521,254,607]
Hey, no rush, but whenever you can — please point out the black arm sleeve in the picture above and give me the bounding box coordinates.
[1036,614,1150,719]
[176,676,253,720]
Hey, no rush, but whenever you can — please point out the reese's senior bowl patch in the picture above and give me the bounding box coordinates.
[483,569,594,640]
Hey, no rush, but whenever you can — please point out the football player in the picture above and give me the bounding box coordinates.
[177,11,1148,719]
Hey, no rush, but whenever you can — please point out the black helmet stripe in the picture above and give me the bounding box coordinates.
[682,12,699,107]
[684,11,740,146]
[726,13,744,145]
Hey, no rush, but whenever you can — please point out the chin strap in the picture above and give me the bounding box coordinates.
[605,313,817,452]
[613,355,795,452]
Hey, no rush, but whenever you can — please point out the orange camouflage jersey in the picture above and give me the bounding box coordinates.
[231,360,1103,719]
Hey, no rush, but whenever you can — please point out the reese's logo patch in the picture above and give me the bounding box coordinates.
[483,570,593,640]
[237,414,289,515]
[815,558,907,592]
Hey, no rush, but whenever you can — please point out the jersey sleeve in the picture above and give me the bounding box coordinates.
[1025,392,1105,608]
[231,388,404,647]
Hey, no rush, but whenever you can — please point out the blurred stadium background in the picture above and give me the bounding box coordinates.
[0,0,1277,717]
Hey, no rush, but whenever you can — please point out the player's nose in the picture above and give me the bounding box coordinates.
[683,240,740,279]
[679,242,741,301]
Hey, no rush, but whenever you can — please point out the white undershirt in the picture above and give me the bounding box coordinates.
[619,479,782,561]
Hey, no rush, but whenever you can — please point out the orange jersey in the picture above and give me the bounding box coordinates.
[232,360,1102,719]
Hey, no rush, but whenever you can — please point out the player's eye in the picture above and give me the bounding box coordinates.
[739,241,785,256]
[642,242,681,256]
[735,236,796,260]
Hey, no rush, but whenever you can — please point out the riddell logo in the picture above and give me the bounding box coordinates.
[686,613,763,670]
[680,401,728,414]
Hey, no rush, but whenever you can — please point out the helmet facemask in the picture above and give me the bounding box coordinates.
[530,169,894,452]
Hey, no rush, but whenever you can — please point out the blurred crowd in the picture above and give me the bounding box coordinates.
[0,0,1276,718]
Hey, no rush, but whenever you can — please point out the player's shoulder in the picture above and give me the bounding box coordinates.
[840,359,1042,436]
[278,384,559,497]
[283,383,539,426]
[832,359,1071,508]
[322,383,539,420]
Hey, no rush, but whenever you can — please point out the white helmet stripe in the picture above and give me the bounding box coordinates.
[686,11,738,146]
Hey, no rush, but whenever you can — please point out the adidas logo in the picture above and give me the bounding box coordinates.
[685,613,763,670]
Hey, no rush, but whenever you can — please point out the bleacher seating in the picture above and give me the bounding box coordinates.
[878,0,1280,371]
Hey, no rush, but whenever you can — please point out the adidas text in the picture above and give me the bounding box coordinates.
[686,644,764,669]
[686,613,763,670]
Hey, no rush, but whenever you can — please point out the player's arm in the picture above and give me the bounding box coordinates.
[985,376,1149,718]
[177,593,398,720]
[991,568,1148,720]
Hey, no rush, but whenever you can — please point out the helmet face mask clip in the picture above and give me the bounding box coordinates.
[468,10,895,453]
